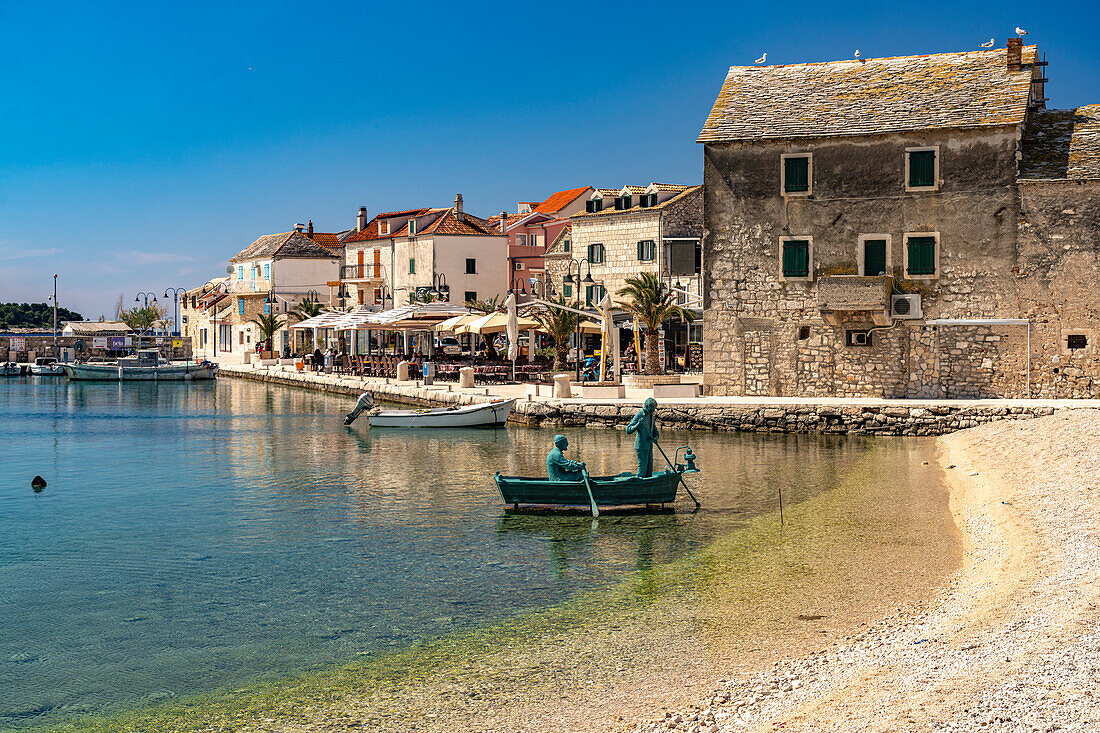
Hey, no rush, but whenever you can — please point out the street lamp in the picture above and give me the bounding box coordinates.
[527,276,555,300]
[563,258,601,382]
[164,287,186,337]
[201,280,228,357]
[429,272,449,302]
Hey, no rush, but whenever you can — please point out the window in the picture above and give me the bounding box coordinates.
[780,237,812,280]
[637,240,656,261]
[586,198,603,213]
[858,235,891,276]
[408,218,417,235]
[563,283,572,299]
[1067,334,1088,351]
[515,233,527,246]
[374,288,382,304]
[466,258,477,274]
[263,263,270,279]
[906,147,939,189]
[408,258,416,274]
[464,291,477,303]
[640,193,658,207]
[585,284,605,306]
[238,298,245,315]
[614,195,631,210]
[263,298,270,314]
[562,237,571,253]
[378,221,388,235]
[356,289,364,305]
[781,154,811,195]
[588,243,604,263]
[237,265,244,280]
[798,326,811,340]
[904,234,938,278]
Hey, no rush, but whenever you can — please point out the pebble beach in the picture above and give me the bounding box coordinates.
[635,409,1100,733]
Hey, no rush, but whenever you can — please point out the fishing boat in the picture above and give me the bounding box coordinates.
[344,392,514,428]
[494,446,700,516]
[0,362,23,377]
[61,350,218,381]
[29,357,65,376]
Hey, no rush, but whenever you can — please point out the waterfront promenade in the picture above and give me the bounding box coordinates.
[218,362,1100,436]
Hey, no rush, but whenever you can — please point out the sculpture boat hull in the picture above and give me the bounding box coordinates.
[494,469,681,509]
[368,399,514,428]
[60,362,219,381]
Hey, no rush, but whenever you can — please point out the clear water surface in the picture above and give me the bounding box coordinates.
[1,378,949,729]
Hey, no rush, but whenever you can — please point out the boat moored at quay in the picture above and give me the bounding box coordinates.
[61,349,218,381]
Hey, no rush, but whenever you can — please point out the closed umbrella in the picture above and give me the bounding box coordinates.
[504,293,519,379]
[598,292,617,382]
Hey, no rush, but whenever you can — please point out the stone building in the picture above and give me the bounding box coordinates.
[699,41,1100,398]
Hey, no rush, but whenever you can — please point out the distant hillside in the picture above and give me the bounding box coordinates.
[0,302,84,330]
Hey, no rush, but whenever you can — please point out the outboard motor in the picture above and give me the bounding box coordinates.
[344,392,376,425]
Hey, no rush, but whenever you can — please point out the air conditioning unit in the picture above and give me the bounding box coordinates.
[891,294,923,320]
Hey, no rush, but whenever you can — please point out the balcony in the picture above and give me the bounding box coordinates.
[341,264,385,281]
[816,275,893,326]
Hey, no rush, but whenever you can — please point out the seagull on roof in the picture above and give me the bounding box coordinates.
[854,49,860,58]
[754,52,766,65]
[1015,27,1028,36]
[980,38,995,48]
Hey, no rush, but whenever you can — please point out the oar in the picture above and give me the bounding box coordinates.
[653,438,701,508]
[580,466,599,519]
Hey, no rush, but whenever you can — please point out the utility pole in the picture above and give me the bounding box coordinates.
[52,274,59,359]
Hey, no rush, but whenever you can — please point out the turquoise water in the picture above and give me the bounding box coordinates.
[2,378,905,729]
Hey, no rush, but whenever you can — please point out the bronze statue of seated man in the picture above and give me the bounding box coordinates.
[547,434,585,481]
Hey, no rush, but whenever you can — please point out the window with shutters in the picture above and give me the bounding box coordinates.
[781,153,812,195]
[858,234,891,276]
[563,283,572,299]
[408,258,416,275]
[780,237,812,280]
[588,243,604,264]
[906,147,939,190]
[263,298,270,314]
[237,265,244,280]
[238,298,245,315]
[637,240,655,261]
[586,198,603,213]
[615,195,631,210]
[562,237,571,253]
[904,233,938,278]
[585,284,605,307]
[639,192,658,207]
[465,258,477,274]
[263,263,270,279]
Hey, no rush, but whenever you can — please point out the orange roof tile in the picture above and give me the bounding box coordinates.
[535,186,591,213]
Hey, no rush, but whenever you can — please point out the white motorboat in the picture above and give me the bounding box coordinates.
[29,357,65,376]
[0,362,23,377]
[61,349,218,381]
[344,392,514,428]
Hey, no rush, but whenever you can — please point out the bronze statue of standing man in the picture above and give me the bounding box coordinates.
[625,397,659,477]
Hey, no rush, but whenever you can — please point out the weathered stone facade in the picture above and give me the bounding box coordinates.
[700,46,1100,399]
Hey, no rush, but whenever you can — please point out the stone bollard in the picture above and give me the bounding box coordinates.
[396,360,410,382]
[553,373,572,398]
[458,366,475,388]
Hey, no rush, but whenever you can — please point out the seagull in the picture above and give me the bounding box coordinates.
[1015,27,1028,36]
[754,52,766,65]
[980,38,995,48]
[854,49,860,58]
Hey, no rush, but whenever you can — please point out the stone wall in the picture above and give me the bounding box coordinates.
[702,127,1100,399]
[573,210,662,301]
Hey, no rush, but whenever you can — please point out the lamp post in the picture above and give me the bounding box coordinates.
[201,280,228,357]
[134,292,159,342]
[163,287,186,337]
[48,274,59,359]
[428,272,449,302]
[563,258,599,382]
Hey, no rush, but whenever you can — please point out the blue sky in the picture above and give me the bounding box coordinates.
[1,0,1097,319]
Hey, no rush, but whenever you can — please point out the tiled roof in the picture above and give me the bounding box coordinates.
[231,231,341,262]
[419,209,499,236]
[307,232,344,254]
[344,209,431,243]
[571,185,702,220]
[698,46,1039,142]
[535,186,591,214]
[1020,105,1100,180]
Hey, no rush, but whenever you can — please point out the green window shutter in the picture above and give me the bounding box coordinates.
[906,237,936,275]
[564,284,572,298]
[637,241,644,260]
[585,285,593,306]
[863,240,887,276]
[588,244,595,261]
[909,150,936,187]
[408,258,416,274]
[782,240,810,278]
[784,156,809,193]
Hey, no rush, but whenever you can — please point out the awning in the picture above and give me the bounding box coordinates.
[351,302,471,331]
[289,311,345,329]
[455,312,541,335]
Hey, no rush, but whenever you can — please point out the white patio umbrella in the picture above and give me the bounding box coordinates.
[598,292,619,382]
[433,313,480,333]
[504,292,519,380]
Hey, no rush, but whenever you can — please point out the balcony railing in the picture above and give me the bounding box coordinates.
[341,264,385,280]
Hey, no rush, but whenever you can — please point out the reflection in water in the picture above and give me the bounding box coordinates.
[1,378,948,729]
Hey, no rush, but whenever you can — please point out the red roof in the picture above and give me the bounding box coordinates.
[307,232,343,254]
[535,186,591,214]
[344,209,432,242]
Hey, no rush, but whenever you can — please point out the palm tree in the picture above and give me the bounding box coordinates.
[533,297,581,370]
[250,312,285,355]
[290,299,325,352]
[465,295,504,360]
[616,272,696,375]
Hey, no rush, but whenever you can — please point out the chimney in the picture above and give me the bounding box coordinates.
[454,193,464,221]
[1007,37,1022,71]
[307,220,314,237]
[357,206,368,232]
[500,211,507,235]
[294,222,305,233]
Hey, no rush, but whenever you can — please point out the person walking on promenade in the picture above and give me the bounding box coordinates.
[625,397,659,477]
